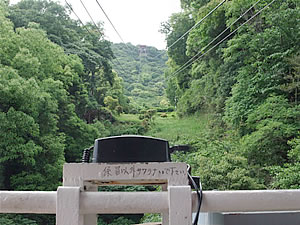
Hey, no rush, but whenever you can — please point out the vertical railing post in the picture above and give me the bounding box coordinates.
[63,163,190,225]
[56,186,83,225]
[83,185,98,225]
[168,186,192,225]
[162,184,169,225]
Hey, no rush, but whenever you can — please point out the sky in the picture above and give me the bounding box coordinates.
[10,0,182,49]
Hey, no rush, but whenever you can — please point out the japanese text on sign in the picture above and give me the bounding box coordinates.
[99,165,186,178]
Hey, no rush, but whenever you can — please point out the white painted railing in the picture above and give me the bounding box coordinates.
[1,162,300,225]
[1,189,300,214]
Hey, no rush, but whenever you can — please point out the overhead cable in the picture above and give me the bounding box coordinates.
[78,0,128,74]
[95,0,132,60]
[95,0,126,44]
[79,0,102,34]
[66,0,127,76]
[168,0,227,50]
[154,0,226,59]
[169,0,277,78]
[65,0,92,36]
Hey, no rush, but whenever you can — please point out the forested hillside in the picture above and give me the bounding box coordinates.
[1,0,300,224]
[111,43,168,109]
[0,0,147,224]
[162,0,300,190]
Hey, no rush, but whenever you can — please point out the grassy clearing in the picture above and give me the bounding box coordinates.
[117,113,140,123]
[146,112,210,145]
[117,112,210,146]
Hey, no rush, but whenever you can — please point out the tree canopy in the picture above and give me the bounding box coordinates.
[111,43,168,110]
[163,0,300,190]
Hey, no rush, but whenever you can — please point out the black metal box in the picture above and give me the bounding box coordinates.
[92,135,171,163]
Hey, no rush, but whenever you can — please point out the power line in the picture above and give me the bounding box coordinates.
[155,0,226,59]
[78,0,127,74]
[169,0,278,79]
[112,57,127,76]
[94,0,132,60]
[65,0,92,36]
[168,0,227,50]
[95,0,126,44]
[170,0,263,77]
[66,0,127,76]
[79,0,102,35]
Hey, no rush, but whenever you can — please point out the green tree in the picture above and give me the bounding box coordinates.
[161,12,194,90]
[281,54,300,105]
[163,0,300,190]
[271,135,300,189]
[224,0,300,133]
[0,69,65,191]
[9,0,118,123]
[241,96,300,167]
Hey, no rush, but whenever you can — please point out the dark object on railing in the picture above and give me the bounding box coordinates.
[81,135,202,225]
[82,146,93,163]
[91,135,190,163]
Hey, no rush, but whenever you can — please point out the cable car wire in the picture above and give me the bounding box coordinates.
[168,0,277,79]
[170,0,263,77]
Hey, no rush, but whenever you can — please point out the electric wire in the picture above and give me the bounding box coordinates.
[79,0,101,34]
[95,0,126,44]
[65,0,93,36]
[110,58,128,76]
[155,0,227,59]
[66,0,127,76]
[78,0,128,75]
[94,0,132,67]
[170,0,263,78]
[168,0,227,51]
[169,0,278,79]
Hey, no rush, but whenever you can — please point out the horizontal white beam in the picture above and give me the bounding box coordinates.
[80,192,169,214]
[194,190,300,213]
[0,191,57,214]
[0,191,168,214]
[1,190,300,214]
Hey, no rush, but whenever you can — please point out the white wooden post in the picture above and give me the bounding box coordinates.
[56,186,83,225]
[168,186,192,225]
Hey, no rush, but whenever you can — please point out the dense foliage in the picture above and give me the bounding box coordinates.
[163,0,300,190]
[1,0,300,224]
[111,43,168,109]
[0,0,145,224]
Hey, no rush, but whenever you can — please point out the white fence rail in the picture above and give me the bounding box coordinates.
[1,162,300,224]
[1,189,300,214]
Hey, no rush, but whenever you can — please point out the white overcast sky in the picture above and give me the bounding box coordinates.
[10,0,182,49]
